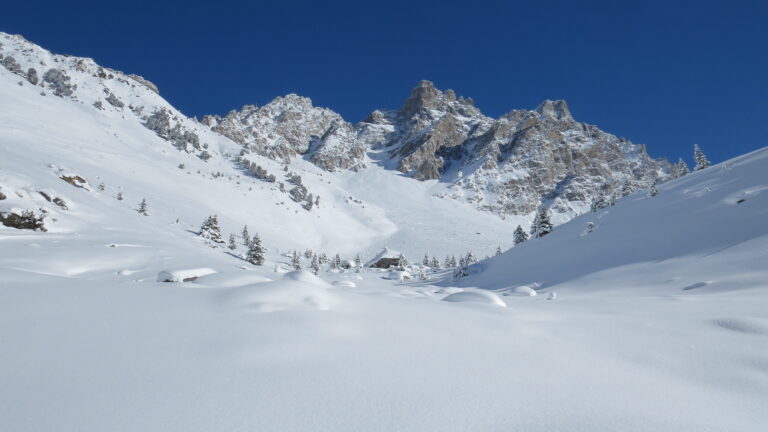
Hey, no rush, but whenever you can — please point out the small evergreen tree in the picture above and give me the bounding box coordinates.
[530,207,553,239]
[333,253,342,269]
[241,225,251,247]
[423,253,430,266]
[319,253,328,265]
[449,255,457,267]
[228,233,237,250]
[495,245,503,256]
[245,233,265,265]
[458,256,467,267]
[444,255,452,268]
[304,249,313,259]
[694,144,710,171]
[648,185,659,197]
[291,250,301,270]
[311,254,320,274]
[676,158,690,178]
[465,251,477,265]
[116,191,123,201]
[354,254,362,272]
[431,256,440,268]
[199,215,224,245]
[397,253,408,270]
[620,180,635,197]
[513,225,529,245]
[137,198,148,216]
[590,193,610,213]
[97,183,105,191]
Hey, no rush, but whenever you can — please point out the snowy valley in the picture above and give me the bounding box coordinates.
[1,31,767,431]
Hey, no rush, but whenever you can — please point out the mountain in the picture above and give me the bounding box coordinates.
[210,79,672,221]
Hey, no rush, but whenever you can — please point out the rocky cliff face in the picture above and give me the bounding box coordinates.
[208,80,671,220]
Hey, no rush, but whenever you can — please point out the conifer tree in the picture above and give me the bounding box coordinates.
[199,215,224,245]
[116,191,123,201]
[513,225,529,245]
[694,144,710,170]
[459,256,467,267]
[465,251,477,265]
[423,253,430,266]
[676,158,690,177]
[311,254,320,274]
[245,233,265,265]
[444,255,452,268]
[241,226,251,247]
[354,254,362,272]
[304,249,313,259]
[530,207,553,239]
[137,198,148,216]
[591,193,610,213]
[495,245,503,256]
[228,233,237,250]
[449,255,457,267]
[291,250,301,270]
[431,256,440,268]
[648,184,659,197]
[397,253,408,270]
[620,180,635,197]
[319,253,328,265]
[333,254,342,269]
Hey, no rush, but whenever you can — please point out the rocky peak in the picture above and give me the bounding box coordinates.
[535,99,572,121]
[400,80,451,117]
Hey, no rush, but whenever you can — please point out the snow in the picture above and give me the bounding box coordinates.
[2,32,768,432]
[442,289,507,307]
[157,268,217,282]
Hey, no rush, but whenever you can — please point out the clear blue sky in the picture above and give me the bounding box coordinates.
[2,0,766,163]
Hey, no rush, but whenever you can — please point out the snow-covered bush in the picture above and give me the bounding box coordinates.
[43,68,76,97]
[0,210,46,231]
[1,55,21,74]
[26,68,38,85]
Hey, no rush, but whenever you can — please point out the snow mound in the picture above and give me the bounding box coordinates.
[384,271,412,281]
[442,289,507,307]
[332,280,357,288]
[507,285,538,296]
[192,272,272,288]
[283,270,332,287]
[225,277,339,312]
[157,268,217,283]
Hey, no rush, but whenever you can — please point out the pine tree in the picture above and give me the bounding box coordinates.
[431,256,440,268]
[245,233,265,265]
[530,207,553,239]
[423,253,430,266]
[513,225,529,245]
[241,225,251,247]
[449,255,457,267]
[495,245,503,256]
[620,180,635,197]
[304,249,313,259]
[676,158,690,178]
[199,215,224,245]
[333,254,342,269]
[397,253,408,270]
[590,193,610,213]
[465,251,477,265]
[97,183,105,191]
[459,256,467,267]
[354,254,362,272]
[311,254,320,274]
[319,253,328,265]
[228,233,237,250]
[694,144,710,171]
[116,191,123,201]
[137,198,148,216]
[291,250,301,270]
[444,255,452,268]
[648,185,659,197]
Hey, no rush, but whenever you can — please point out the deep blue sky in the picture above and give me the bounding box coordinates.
[2,0,766,163]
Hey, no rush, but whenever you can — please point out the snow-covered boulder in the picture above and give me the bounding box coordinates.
[157,268,217,283]
[442,289,507,307]
[384,271,412,281]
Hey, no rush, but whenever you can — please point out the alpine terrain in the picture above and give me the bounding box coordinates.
[1,32,766,431]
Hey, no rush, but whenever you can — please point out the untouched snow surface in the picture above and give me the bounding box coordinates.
[2,148,767,431]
